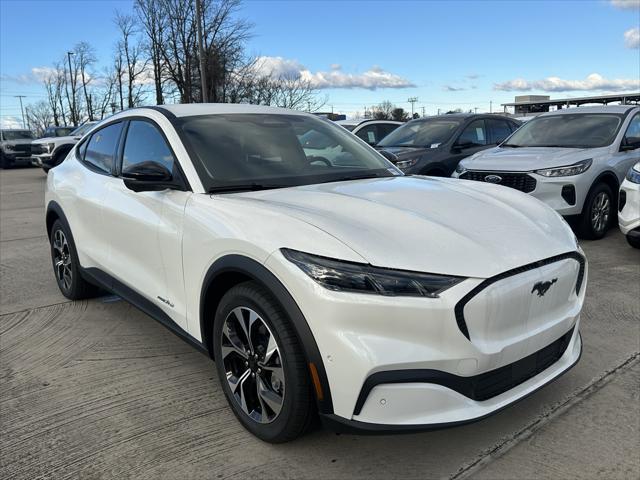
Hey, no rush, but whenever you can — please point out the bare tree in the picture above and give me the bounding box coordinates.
[371,101,395,120]
[75,42,97,120]
[135,0,166,104]
[25,101,54,137]
[114,11,149,108]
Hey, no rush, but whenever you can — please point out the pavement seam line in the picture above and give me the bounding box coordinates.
[448,351,640,480]
[0,300,76,318]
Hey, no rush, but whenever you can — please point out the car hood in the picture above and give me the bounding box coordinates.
[230,176,577,278]
[377,145,435,162]
[463,146,597,171]
[1,139,33,147]
[32,135,77,145]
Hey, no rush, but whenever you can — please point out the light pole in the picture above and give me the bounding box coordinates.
[67,51,76,124]
[14,95,26,128]
[408,97,418,117]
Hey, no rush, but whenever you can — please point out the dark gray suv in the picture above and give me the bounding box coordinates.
[376,114,521,176]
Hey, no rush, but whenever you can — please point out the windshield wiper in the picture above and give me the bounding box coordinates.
[501,143,522,148]
[208,183,285,194]
[320,173,386,184]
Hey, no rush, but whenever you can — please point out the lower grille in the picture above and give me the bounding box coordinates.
[460,170,536,193]
[352,327,575,415]
[10,144,32,154]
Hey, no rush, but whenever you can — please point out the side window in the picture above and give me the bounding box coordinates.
[122,120,176,174]
[378,123,400,140]
[84,122,123,174]
[487,119,513,144]
[457,120,487,146]
[355,124,379,145]
[623,113,640,144]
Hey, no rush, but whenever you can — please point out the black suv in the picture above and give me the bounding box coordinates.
[376,114,521,176]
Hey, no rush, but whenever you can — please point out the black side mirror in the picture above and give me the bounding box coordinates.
[122,161,176,192]
[621,137,640,152]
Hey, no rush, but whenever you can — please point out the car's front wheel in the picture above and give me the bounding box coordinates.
[577,183,614,240]
[213,281,314,442]
[49,219,99,299]
[627,234,640,249]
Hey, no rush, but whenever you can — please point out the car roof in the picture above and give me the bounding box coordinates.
[152,103,310,118]
[538,105,636,116]
[336,118,402,126]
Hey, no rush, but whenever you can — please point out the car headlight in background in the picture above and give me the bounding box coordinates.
[395,158,418,170]
[455,163,466,174]
[535,159,592,177]
[626,164,640,184]
[4,144,15,151]
[282,248,464,298]
[45,143,55,153]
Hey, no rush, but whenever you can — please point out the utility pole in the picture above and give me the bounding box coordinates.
[14,95,26,128]
[421,106,426,117]
[474,107,478,114]
[196,0,208,103]
[67,51,76,125]
[408,97,418,117]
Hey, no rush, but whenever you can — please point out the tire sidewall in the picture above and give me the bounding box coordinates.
[580,183,614,240]
[49,219,82,298]
[212,285,305,442]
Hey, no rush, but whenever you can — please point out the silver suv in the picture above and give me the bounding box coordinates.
[453,105,640,239]
[0,129,35,168]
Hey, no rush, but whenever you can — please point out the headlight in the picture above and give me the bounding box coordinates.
[282,248,464,298]
[46,143,55,153]
[395,158,418,170]
[4,144,15,151]
[455,163,466,174]
[535,159,592,177]
[626,164,640,184]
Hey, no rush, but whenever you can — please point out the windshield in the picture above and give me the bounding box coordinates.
[378,118,462,147]
[71,122,96,137]
[178,114,399,191]
[504,113,624,148]
[339,123,357,132]
[1,130,33,141]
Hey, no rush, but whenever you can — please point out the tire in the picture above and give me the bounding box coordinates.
[627,234,640,249]
[0,154,10,169]
[42,167,50,174]
[577,183,614,240]
[212,281,314,443]
[49,219,100,300]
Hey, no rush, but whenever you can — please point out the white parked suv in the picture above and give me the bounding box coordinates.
[619,162,640,248]
[32,121,97,172]
[336,118,402,146]
[46,104,585,442]
[453,106,640,239]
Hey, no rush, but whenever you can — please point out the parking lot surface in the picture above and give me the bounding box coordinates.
[1,167,639,480]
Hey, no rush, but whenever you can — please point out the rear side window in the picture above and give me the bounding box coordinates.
[458,120,487,146]
[378,123,400,139]
[487,119,513,144]
[122,120,176,174]
[84,122,123,174]
[355,124,379,145]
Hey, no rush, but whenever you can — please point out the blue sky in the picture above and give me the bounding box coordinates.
[1,0,639,126]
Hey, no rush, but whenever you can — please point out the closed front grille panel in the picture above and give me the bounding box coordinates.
[460,170,537,193]
[11,144,32,154]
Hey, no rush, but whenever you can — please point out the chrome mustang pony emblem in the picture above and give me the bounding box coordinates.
[531,278,558,297]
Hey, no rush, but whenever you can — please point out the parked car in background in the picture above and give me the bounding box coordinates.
[336,118,402,146]
[41,126,76,138]
[46,104,584,442]
[453,106,640,239]
[0,129,35,168]
[376,114,521,176]
[32,121,98,172]
[619,162,640,248]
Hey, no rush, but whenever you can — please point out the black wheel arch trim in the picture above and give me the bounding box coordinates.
[454,251,585,341]
[200,254,334,415]
[331,332,581,434]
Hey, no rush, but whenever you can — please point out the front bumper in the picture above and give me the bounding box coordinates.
[619,178,640,235]
[266,249,587,429]
[31,154,54,167]
[2,152,35,165]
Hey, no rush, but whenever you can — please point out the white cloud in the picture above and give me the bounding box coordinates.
[624,27,640,48]
[610,0,640,9]
[494,73,640,92]
[253,56,415,90]
[0,66,59,85]
[442,85,466,92]
[0,117,24,129]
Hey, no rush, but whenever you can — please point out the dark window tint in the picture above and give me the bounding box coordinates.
[122,121,175,174]
[487,119,513,144]
[623,113,640,144]
[355,124,379,145]
[378,123,400,139]
[457,120,487,146]
[84,122,122,174]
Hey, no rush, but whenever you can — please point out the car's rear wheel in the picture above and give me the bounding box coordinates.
[213,281,314,443]
[0,154,10,169]
[627,234,640,249]
[577,183,613,240]
[49,219,100,299]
